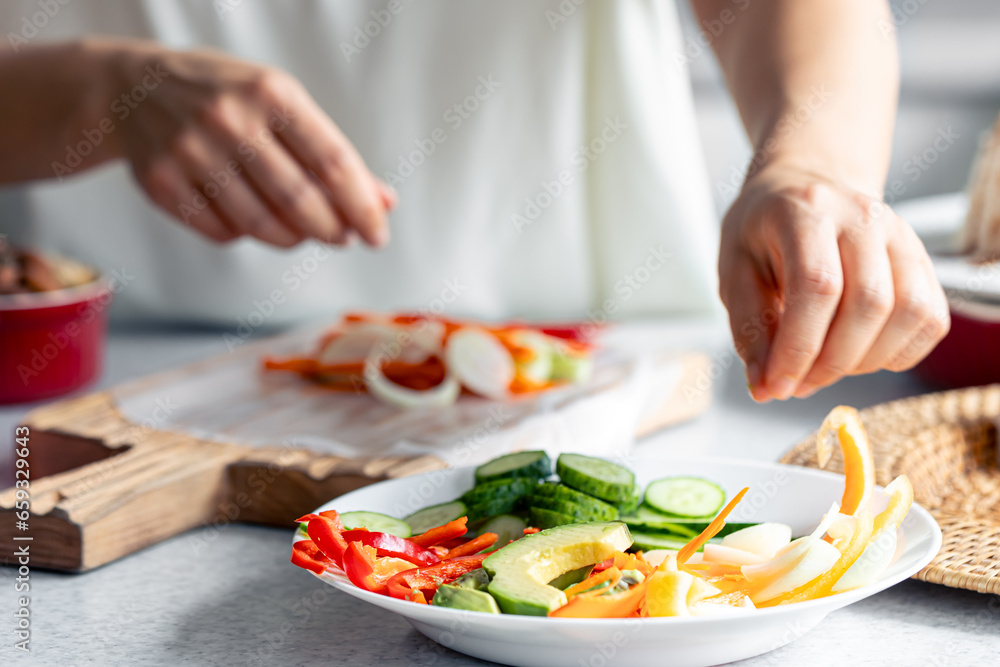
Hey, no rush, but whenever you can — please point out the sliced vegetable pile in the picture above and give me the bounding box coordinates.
[290,406,914,618]
[263,311,595,409]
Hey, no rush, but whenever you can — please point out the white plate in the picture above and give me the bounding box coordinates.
[296,457,942,667]
[896,192,1000,305]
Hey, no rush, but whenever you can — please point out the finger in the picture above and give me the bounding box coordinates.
[377,179,398,210]
[764,218,844,400]
[136,159,238,244]
[796,229,894,396]
[721,255,780,402]
[276,100,390,246]
[239,140,347,242]
[856,226,950,373]
[174,132,302,248]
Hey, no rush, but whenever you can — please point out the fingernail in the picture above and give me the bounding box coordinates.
[770,375,797,400]
[745,362,772,403]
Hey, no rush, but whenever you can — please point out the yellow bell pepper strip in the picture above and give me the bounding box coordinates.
[564,567,622,599]
[340,529,441,567]
[816,406,876,518]
[677,487,749,567]
[872,475,914,536]
[342,541,417,594]
[296,511,350,569]
[756,506,874,607]
[290,540,335,575]
[644,569,695,617]
[409,517,468,548]
[549,573,647,618]
[385,553,490,601]
[444,532,498,559]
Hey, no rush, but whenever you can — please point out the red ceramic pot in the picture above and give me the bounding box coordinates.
[916,298,1000,389]
[0,278,111,404]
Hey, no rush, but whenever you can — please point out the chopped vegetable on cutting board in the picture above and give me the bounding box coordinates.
[290,406,914,619]
[263,311,597,408]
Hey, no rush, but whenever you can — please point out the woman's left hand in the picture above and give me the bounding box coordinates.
[718,164,950,402]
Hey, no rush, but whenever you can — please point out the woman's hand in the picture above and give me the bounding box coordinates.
[719,165,950,401]
[98,40,395,247]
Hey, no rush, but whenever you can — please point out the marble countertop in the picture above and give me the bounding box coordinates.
[2,322,998,666]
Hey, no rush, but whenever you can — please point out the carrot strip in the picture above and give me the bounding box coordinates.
[445,533,498,559]
[676,487,749,567]
[564,567,620,598]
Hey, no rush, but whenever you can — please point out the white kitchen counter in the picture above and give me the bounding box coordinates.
[1,321,998,666]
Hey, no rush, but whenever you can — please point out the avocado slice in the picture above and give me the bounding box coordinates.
[431,584,500,614]
[483,521,632,616]
[452,568,491,592]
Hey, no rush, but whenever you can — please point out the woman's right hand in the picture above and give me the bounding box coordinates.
[95,39,395,247]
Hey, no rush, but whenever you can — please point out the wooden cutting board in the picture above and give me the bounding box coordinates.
[0,326,712,572]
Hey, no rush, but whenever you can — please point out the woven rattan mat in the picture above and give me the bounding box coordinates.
[781,385,1000,595]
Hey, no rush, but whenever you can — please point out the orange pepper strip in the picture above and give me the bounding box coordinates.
[817,407,876,517]
[549,575,646,618]
[872,475,914,535]
[445,533,498,559]
[409,517,468,548]
[564,567,620,598]
[676,487,749,567]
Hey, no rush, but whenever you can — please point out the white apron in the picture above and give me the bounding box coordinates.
[1,0,720,325]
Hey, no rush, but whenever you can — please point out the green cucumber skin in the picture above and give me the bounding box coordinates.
[528,507,576,529]
[466,497,522,523]
[556,453,635,503]
[461,477,538,507]
[530,494,618,522]
[621,516,757,539]
[529,483,619,518]
[474,451,552,484]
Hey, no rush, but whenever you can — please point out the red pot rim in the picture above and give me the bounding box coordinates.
[0,276,110,312]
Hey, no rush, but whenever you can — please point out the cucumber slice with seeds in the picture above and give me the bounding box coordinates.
[556,453,635,503]
[643,477,725,518]
[405,501,467,535]
[475,451,552,484]
[340,511,412,538]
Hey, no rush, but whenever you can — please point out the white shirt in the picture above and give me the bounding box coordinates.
[2,0,720,325]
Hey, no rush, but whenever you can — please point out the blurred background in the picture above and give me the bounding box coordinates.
[681,0,1000,217]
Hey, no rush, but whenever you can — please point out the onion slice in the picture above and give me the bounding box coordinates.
[363,353,459,409]
[445,327,515,399]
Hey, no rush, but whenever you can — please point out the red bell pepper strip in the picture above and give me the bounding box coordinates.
[290,540,335,575]
[296,511,350,569]
[522,527,540,535]
[409,517,468,547]
[341,529,440,566]
[445,532,498,559]
[342,541,417,594]
[385,553,489,601]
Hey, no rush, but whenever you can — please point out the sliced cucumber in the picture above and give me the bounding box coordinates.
[556,453,635,503]
[622,515,757,539]
[530,483,619,519]
[474,451,552,484]
[405,500,468,535]
[550,345,594,383]
[529,507,576,529]
[629,531,697,552]
[461,477,538,507]
[476,514,528,547]
[340,511,412,538]
[643,477,725,518]
[617,486,642,516]
[466,497,522,523]
[530,494,618,522]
